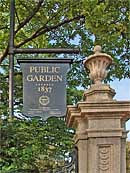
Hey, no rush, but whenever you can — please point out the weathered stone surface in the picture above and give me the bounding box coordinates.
[67,101,130,173]
[66,46,130,173]
[83,83,116,101]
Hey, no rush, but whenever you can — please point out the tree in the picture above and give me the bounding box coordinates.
[0,117,74,172]
[0,0,129,172]
[0,0,129,114]
[0,0,129,77]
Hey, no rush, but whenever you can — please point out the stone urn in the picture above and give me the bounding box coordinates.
[83,45,115,101]
[84,45,113,84]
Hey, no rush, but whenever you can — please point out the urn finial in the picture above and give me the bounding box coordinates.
[84,45,113,84]
[93,45,102,54]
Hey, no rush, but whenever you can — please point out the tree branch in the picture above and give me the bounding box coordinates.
[0,25,9,30]
[16,15,85,48]
[15,9,21,25]
[0,0,44,64]
[0,1,84,64]
[0,45,9,64]
[15,0,44,34]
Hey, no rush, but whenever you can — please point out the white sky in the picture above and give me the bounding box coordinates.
[109,78,130,141]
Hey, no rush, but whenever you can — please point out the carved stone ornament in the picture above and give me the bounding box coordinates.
[98,145,111,173]
[84,45,113,84]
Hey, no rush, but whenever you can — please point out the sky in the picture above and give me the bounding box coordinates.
[109,78,130,141]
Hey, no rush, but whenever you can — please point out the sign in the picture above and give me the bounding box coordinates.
[17,59,72,120]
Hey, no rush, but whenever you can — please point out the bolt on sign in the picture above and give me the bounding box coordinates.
[17,59,72,120]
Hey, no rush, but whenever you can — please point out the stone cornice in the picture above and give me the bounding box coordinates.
[66,101,130,127]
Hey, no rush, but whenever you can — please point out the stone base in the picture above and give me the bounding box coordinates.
[83,84,116,101]
[66,100,130,173]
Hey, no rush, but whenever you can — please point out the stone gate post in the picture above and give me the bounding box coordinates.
[66,46,130,173]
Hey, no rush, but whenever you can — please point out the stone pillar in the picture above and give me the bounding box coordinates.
[66,46,130,173]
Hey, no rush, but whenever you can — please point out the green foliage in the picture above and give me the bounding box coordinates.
[0,0,129,79]
[0,117,74,172]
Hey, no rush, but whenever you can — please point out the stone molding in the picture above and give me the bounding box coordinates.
[66,101,130,128]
